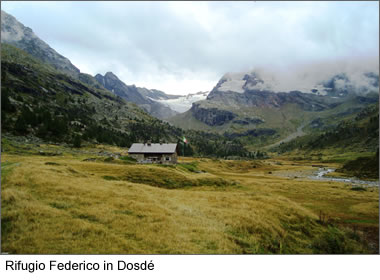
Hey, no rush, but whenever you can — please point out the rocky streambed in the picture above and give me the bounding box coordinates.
[273,166,379,187]
[309,167,379,187]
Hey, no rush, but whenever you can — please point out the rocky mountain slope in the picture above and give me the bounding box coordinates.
[169,70,379,148]
[138,89,182,101]
[1,10,80,78]
[273,102,379,164]
[94,72,178,119]
[1,43,182,146]
[1,10,178,120]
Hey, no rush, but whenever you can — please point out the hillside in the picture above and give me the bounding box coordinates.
[270,102,379,178]
[169,70,379,150]
[1,10,80,77]
[1,43,183,146]
[1,10,178,120]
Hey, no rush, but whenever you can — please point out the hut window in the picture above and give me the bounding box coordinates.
[166,157,170,161]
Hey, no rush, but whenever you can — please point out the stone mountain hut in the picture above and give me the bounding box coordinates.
[128,142,178,164]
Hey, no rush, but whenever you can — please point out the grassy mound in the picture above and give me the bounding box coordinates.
[121,166,230,189]
[338,152,379,179]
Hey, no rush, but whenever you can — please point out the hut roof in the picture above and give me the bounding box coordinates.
[128,143,177,154]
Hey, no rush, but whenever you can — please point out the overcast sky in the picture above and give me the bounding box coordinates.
[2,1,379,95]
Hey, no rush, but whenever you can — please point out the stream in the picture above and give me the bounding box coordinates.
[309,168,379,187]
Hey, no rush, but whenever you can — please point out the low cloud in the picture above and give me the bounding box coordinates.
[240,57,379,94]
[2,1,378,95]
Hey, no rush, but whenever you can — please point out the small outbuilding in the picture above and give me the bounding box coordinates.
[128,142,178,164]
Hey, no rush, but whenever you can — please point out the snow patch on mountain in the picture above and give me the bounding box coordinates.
[218,72,246,93]
[152,91,209,113]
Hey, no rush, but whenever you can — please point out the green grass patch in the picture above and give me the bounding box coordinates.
[103,175,119,181]
[1,216,13,237]
[103,157,114,162]
[177,162,200,173]
[344,219,378,224]
[120,156,137,162]
[45,162,61,166]
[311,226,364,254]
[1,162,19,184]
[338,153,379,180]
[158,164,176,169]
[197,177,229,187]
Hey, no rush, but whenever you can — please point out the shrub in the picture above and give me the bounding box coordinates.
[103,176,119,181]
[312,226,355,254]
[119,156,137,162]
[45,162,60,166]
[72,135,81,148]
[178,162,199,173]
[350,186,366,191]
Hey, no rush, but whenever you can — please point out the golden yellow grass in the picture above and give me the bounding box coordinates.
[1,152,378,254]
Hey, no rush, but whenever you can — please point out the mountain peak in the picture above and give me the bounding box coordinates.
[1,10,80,77]
[104,71,119,80]
[1,10,34,42]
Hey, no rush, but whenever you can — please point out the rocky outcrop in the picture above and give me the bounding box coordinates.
[232,117,264,125]
[207,88,330,111]
[78,73,105,90]
[95,72,147,104]
[190,103,236,126]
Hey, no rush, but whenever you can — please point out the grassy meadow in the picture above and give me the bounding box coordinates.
[1,142,378,254]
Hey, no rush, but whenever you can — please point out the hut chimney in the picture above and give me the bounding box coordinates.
[147,140,151,146]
